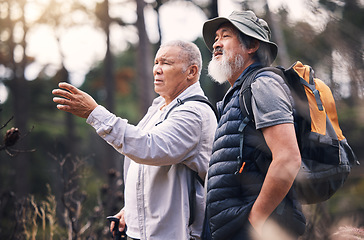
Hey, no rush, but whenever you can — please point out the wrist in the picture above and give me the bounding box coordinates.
[248,210,267,235]
[85,105,98,119]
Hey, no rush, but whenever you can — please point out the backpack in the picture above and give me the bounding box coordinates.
[238,61,359,204]
[159,95,217,225]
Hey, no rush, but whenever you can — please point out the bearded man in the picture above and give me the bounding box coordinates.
[202,11,306,240]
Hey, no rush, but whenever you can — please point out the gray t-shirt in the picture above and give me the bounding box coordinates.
[251,71,294,130]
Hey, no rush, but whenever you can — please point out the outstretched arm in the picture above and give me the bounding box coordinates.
[52,82,98,118]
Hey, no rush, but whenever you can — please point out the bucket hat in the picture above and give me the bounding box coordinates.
[202,10,278,61]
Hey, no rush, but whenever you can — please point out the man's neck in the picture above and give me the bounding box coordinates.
[162,80,198,106]
[228,60,257,86]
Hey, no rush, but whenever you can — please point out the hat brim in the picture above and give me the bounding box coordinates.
[202,17,278,61]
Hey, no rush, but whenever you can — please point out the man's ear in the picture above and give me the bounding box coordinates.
[187,65,199,81]
[248,40,260,55]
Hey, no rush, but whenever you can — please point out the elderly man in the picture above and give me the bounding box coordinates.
[52,40,217,240]
[202,11,306,240]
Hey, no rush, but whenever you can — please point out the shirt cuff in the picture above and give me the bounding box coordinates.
[86,105,111,128]
[86,105,128,147]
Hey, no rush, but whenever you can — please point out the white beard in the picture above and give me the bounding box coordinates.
[208,52,245,85]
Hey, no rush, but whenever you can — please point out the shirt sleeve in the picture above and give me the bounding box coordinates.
[86,104,203,166]
[251,72,294,130]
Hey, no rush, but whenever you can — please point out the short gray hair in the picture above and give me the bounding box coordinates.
[160,40,202,77]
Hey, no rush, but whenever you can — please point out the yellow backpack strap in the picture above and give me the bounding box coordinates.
[293,61,345,140]
[293,61,323,111]
[314,78,345,141]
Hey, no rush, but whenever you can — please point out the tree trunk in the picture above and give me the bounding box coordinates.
[208,0,218,18]
[104,1,115,114]
[135,0,154,115]
[11,2,30,197]
[101,0,119,172]
[154,0,163,48]
[264,0,290,67]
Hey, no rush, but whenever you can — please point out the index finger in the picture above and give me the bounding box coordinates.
[58,82,79,94]
[110,221,115,232]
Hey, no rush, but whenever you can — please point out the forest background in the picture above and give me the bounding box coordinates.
[0,0,364,239]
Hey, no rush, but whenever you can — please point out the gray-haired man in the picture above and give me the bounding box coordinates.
[202,11,306,240]
[53,40,217,240]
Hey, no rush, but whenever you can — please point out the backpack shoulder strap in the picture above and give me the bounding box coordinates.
[239,66,286,120]
[236,66,285,174]
[158,95,214,184]
[163,95,218,121]
[157,95,214,226]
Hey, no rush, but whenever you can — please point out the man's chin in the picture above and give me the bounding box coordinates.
[209,75,228,85]
[208,62,230,84]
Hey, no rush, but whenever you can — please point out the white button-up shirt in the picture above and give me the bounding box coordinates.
[87,82,217,240]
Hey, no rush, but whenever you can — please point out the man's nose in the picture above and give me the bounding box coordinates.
[212,38,222,50]
[213,46,223,55]
[153,65,162,75]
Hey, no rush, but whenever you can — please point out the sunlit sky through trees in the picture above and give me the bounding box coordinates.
[0,0,332,103]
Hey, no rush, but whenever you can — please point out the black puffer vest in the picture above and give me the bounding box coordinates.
[205,65,306,240]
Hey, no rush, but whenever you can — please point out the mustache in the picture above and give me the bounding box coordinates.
[213,46,223,56]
